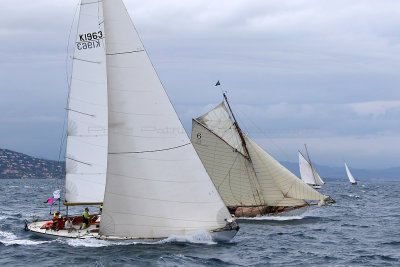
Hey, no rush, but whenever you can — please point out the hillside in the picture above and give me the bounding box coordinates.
[0,149,64,179]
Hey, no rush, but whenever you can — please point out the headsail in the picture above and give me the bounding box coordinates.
[246,137,326,203]
[65,0,108,204]
[99,0,231,239]
[345,162,357,184]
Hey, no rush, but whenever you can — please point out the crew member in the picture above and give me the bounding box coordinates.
[52,211,60,230]
[81,207,90,229]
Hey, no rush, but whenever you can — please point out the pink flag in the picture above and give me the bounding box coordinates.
[44,198,54,204]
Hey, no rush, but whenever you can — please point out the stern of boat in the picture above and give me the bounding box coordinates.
[210,220,239,242]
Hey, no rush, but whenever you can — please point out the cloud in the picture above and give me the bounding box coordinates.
[349,100,400,118]
[1,0,400,168]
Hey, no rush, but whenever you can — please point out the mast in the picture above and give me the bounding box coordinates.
[304,144,318,185]
[222,91,265,208]
[223,92,251,161]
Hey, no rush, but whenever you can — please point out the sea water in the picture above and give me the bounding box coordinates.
[0,179,399,266]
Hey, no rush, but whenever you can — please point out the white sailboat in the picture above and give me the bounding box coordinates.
[26,0,238,242]
[345,162,357,185]
[298,145,325,189]
[191,92,334,218]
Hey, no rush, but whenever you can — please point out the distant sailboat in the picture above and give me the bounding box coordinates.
[298,145,325,189]
[25,0,238,242]
[191,91,334,218]
[345,162,357,185]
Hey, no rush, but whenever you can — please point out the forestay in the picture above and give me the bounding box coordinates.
[65,0,108,204]
[99,0,231,239]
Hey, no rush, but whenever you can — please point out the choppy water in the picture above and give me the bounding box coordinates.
[0,179,399,266]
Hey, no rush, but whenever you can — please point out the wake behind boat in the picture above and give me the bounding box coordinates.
[26,0,238,242]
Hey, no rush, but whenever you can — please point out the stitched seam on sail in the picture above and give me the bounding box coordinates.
[106,49,145,55]
[108,142,190,154]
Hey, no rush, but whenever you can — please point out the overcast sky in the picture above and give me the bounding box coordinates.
[1,0,400,169]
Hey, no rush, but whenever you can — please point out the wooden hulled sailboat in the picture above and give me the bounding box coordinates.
[191,92,334,218]
[345,162,357,185]
[298,145,325,189]
[26,0,238,242]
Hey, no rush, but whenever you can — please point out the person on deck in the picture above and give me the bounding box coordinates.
[52,211,60,230]
[81,207,90,230]
[56,217,66,230]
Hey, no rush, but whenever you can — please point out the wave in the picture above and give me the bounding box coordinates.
[158,230,216,245]
[61,229,216,247]
[63,238,135,248]
[240,215,305,221]
[0,231,51,246]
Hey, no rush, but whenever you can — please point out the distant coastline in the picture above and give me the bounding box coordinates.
[0,149,64,179]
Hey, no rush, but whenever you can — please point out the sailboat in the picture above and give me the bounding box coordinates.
[191,91,334,218]
[345,161,357,185]
[25,0,238,242]
[298,145,325,189]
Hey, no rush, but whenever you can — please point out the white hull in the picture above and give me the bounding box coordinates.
[25,219,239,243]
[25,219,99,239]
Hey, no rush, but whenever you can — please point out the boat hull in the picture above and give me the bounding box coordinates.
[231,204,310,218]
[25,218,239,243]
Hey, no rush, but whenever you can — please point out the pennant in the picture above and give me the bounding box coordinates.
[44,198,54,204]
[215,80,220,86]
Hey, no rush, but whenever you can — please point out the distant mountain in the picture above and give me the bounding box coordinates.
[0,149,65,179]
[281,161,400,180]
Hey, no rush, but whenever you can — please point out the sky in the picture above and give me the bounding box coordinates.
[1,0,400,169]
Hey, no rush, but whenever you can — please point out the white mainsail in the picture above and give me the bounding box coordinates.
[65,0,108,204]
[99,0,232,239]
[345,162,357,184]
[298,152,325,186]
[192,102,329,208]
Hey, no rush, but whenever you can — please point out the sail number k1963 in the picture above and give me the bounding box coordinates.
[76,31,103,50]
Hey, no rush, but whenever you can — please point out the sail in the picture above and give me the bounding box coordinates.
[197,102,244,153]
[345,162,357,184]
[192,120,312,207]
[192,119,263,206]
[298,152,325,186]
[99,0,231,239]
[246,137,326,202]
[65,0,108,204]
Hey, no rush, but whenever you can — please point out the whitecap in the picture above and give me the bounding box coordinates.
[240,215,305,221]
[0,230,51,246]
[158,229,216,245]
